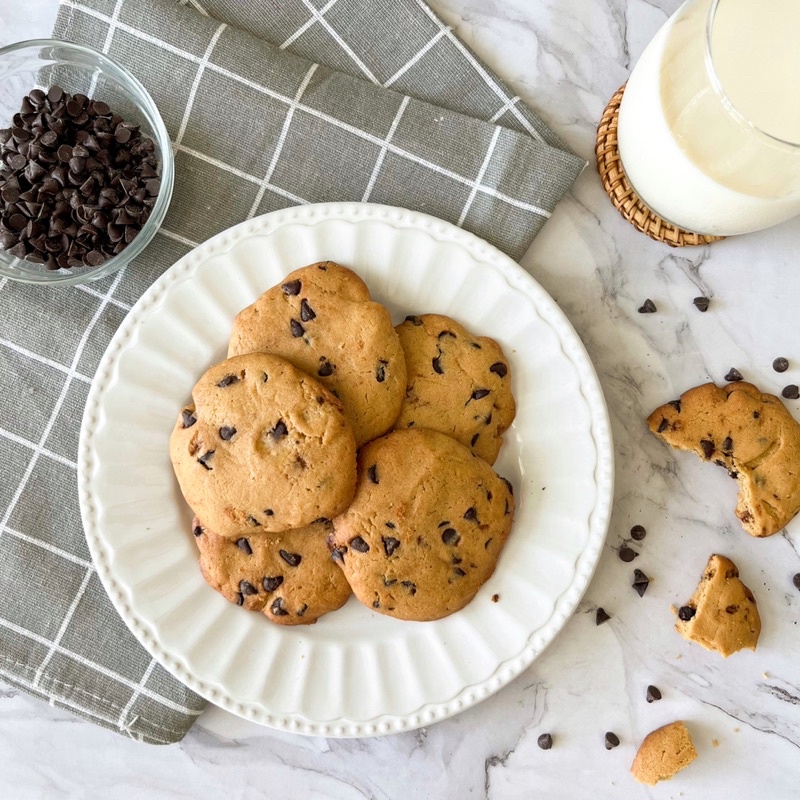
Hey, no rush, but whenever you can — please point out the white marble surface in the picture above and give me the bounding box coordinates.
[3,0,800,797]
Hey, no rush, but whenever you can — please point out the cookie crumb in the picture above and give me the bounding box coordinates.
[631,721,697,786]
[712,738,720,748]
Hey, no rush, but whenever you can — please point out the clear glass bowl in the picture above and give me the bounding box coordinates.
[0,39,173,286]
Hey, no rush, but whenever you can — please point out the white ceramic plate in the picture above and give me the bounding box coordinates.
[78,203,613,737]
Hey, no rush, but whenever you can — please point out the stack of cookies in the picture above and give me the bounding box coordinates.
[169,262,517,625]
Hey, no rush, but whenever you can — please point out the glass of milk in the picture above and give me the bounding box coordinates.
[617,0,800,236]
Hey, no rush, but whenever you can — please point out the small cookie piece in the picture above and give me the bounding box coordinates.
[329,428,515,621]
[228,262,406,446]
[647,382,800,536]
[631,721,697,786]
[193,517,351,625]
[674,554,760,657]
[394,314,516,464]
[170,353,356,537]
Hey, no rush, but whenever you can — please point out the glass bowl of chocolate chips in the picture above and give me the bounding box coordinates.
[0,39,174,286]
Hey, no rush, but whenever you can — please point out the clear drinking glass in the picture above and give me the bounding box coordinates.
[617,0,800,236]
[0,40,173,286]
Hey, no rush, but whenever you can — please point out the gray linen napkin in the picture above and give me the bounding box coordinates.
[0,0,583,744]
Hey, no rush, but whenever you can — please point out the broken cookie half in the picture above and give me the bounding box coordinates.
[631,721,697,786]
[675,554,761,658]
[647,381,800,537]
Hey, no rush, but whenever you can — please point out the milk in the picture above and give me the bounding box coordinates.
[617,0,800,236]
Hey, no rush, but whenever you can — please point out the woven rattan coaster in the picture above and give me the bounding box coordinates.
[596,84,723,247]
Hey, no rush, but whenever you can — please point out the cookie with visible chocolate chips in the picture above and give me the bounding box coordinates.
[394,314,515,464]
[192,517,351,625]
[227,262,406,446]
[647,381,800,537]
[170,352,357,538]
[674,554,760,657]
[329,428,515,621]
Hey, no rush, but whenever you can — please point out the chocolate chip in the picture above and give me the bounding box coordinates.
[432,355,443,374]
[753,411,760,419]
[604,732,620,750]
[264,509,274,516]
[270,419,288,438]
[463,507,478,522]
[270,597,289,616]
[192,524,203,537]
[645,685,662,703]
[668,399,681,412]
[783,384,800,399]
[246,515,260,527]
[638,299,656,313]
[405,315,422,326]
[300,298,316,321]
[721,436,733,452]
[385,521,396,529]
[469,388,490,402]
[330,547,347,563]
[537,733,553,750]
[632,569,650,597]
[484,538,493,549]
[217,374,239,387]
[236,593,244,606]
[350,536,369,553]
[262,576,283,592]
[383,536,400,556]
[317,360,334,377]
[236,538,252,555]
[219,426,236,440]
[619,546,638,562]
[401,580,417,595]
[678,605,696,621]
[773,357,789,373]
[297,604,308,617]
[376,361,387,383]
[471,433,479,447]
[181,409,196,428]
[453,567,466,577]
[197,451,215,470]
[725,368,743,382]
[441,528,460,546]
[372,599,381,608]
[367,464,379,484]
[280,279,301,296]
[596,607,611,625]
[239,580,257,596]
[279,550,302,567]
[630,525,646,541]
[290,319,305,337]
[700,439,715,459]
[693,296,710,312]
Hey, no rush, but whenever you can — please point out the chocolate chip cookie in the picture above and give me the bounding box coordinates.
[648,381,800,537]
[227,262,406,446]
[329,428,515,621]
[631,721,697,786]
[394,314,515,464]
[193,517,351,625]
[674,554,761,657]
[170,352,357,538]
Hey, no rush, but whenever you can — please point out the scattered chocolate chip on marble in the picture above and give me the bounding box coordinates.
[782,384,800,400]
[693,296,710,312]
[678,605,696,621]
[630,524,646,541]
[793,573,800,591]
[596,607,611,625]
[619,546,639,563]
[632,569,650,597]
[638,299,657,314]
[773,357,789,373]
[725,368,743,382]
[604,732,620,750]
[646,685,662,703]
[537,733,553,750]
